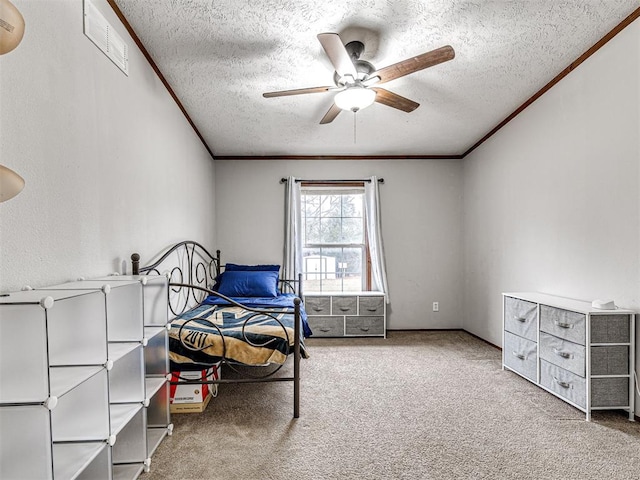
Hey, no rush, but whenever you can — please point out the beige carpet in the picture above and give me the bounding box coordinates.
[146,331,640,479]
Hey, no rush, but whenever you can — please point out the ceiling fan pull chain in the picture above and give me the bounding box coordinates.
[353,111,357,144]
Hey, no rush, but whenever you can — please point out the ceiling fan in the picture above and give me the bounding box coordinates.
[263,33,455,124]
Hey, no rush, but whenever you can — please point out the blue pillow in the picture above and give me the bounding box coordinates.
[225,263,280,272]
[216,270,279,298]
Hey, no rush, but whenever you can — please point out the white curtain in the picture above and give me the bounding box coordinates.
[283,176,302,280]
[364,176,389,302]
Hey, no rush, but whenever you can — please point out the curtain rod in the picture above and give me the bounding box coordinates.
[280,178,384,184]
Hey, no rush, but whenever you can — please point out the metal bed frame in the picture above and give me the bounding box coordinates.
[131,240,302,418]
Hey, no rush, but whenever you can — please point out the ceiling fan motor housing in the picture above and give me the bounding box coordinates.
[334,40,375,86]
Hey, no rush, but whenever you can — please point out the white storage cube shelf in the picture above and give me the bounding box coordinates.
[0,289,107,404]
[146,379,172,457]
[94,275,169,327]
[109,343,145,404]
[144,326,170,377]
[0,274,171,479]
[41,280,144,342]
[111,404,146,464]
[96,274,173,467]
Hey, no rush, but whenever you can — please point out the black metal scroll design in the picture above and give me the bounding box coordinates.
[171,283,295,379]
[131,241,220,317]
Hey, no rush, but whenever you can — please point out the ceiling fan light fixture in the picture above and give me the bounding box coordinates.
[334,86,376,112]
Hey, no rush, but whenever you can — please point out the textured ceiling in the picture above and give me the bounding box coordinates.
[113,0,638,157]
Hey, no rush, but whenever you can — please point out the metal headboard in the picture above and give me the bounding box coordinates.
[131,240,221,317]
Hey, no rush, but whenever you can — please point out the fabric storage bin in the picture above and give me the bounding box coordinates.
[345,316,385,335]
[304,296,331,315]
[540,359,586,408]
[358,296,384,315]
[504,296,537,342]
[332,296,357,315]
[591,377,630,407]
[539,332,585,377]
[590,315,631,343]
[539,305,586,345]
[503,331,538,382]
[307,316,344,337]
[590,346,629,376]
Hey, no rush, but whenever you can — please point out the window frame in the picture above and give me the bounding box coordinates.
[300,181,372,292]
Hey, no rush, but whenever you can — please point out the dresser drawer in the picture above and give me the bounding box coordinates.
[345,316,384,336]
[591,377,630,407]
[504,297,537,342]
[541,362,629,409]
[590,315,631,343]
[540,305,586,345]
[307,316,344,337]
[591,346,629,375]
[304,296,331,316]
[332,296,357,315]
[503,331,537,382]
[358,296,384,315]
[539,332,585,377]
[540,359,586,408]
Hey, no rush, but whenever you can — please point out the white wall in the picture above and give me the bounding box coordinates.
[0,0,215,292]
[463,21,639,410]
[215,159,464,330]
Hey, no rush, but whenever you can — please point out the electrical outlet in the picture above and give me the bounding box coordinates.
[433,302,439,312]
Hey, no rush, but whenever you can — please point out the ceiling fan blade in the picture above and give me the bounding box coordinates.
[371,45,455,84]
[372,88,419,112]
[317,33,358,78]
[320,103,341,124]
[263,86,335,98]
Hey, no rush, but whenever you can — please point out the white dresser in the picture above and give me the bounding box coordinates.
[0,275,172,479]
[304,291,386,337]
[502,292,635,421]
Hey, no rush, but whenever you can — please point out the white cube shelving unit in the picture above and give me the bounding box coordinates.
[0,274,171,479]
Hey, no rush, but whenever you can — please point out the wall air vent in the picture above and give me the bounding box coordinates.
[83,0,128,75]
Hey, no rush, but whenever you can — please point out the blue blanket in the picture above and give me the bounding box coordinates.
[202,293,312,337]
[169,294,310,370]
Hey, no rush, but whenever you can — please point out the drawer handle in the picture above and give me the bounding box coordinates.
[554,321,574,329]
[514,316,527,323]
[553,377,572,389]
[367,308,378,312]
[319,327,330,332]
[553,348,572,359]
[339,307,350,311]
[360,326,370,332]
[512,351,526,360]
[312,307,323,312]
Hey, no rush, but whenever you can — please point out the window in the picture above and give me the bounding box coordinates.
[301,184,369,292]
